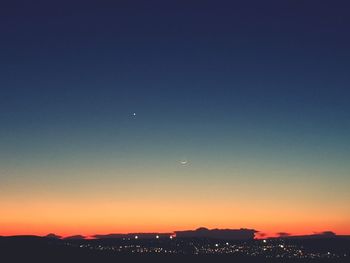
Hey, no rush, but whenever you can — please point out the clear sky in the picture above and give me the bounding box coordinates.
[0,0,350,237]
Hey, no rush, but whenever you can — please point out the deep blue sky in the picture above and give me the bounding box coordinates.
[0,1,350,235]
[1,0,349,165]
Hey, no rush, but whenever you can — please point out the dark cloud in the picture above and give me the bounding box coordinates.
[277,232,291,237]
[93,228,257,240]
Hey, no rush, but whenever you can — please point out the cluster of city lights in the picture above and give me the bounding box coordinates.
[65,238,349,260]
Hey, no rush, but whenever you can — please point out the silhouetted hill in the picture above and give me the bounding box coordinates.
[64,235,86,240]
[45,233,62,239]
[93,232,172,239]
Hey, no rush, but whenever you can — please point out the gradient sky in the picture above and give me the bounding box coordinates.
[1,0,350,237]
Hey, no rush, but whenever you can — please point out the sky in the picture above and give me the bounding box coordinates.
[0,0,350,237]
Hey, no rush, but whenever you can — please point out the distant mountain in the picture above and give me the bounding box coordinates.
[45,233,62,239]
[64,235,86,240]
[279,231,350,240]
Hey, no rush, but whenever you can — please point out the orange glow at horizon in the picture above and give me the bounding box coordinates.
[1,194,349,238]
[1,161,349,238]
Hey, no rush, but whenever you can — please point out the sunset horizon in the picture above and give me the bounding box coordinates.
[2,227,349,240]
[1,1,350,262]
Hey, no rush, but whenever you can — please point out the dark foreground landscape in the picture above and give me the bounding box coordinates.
[1,235,349,263]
